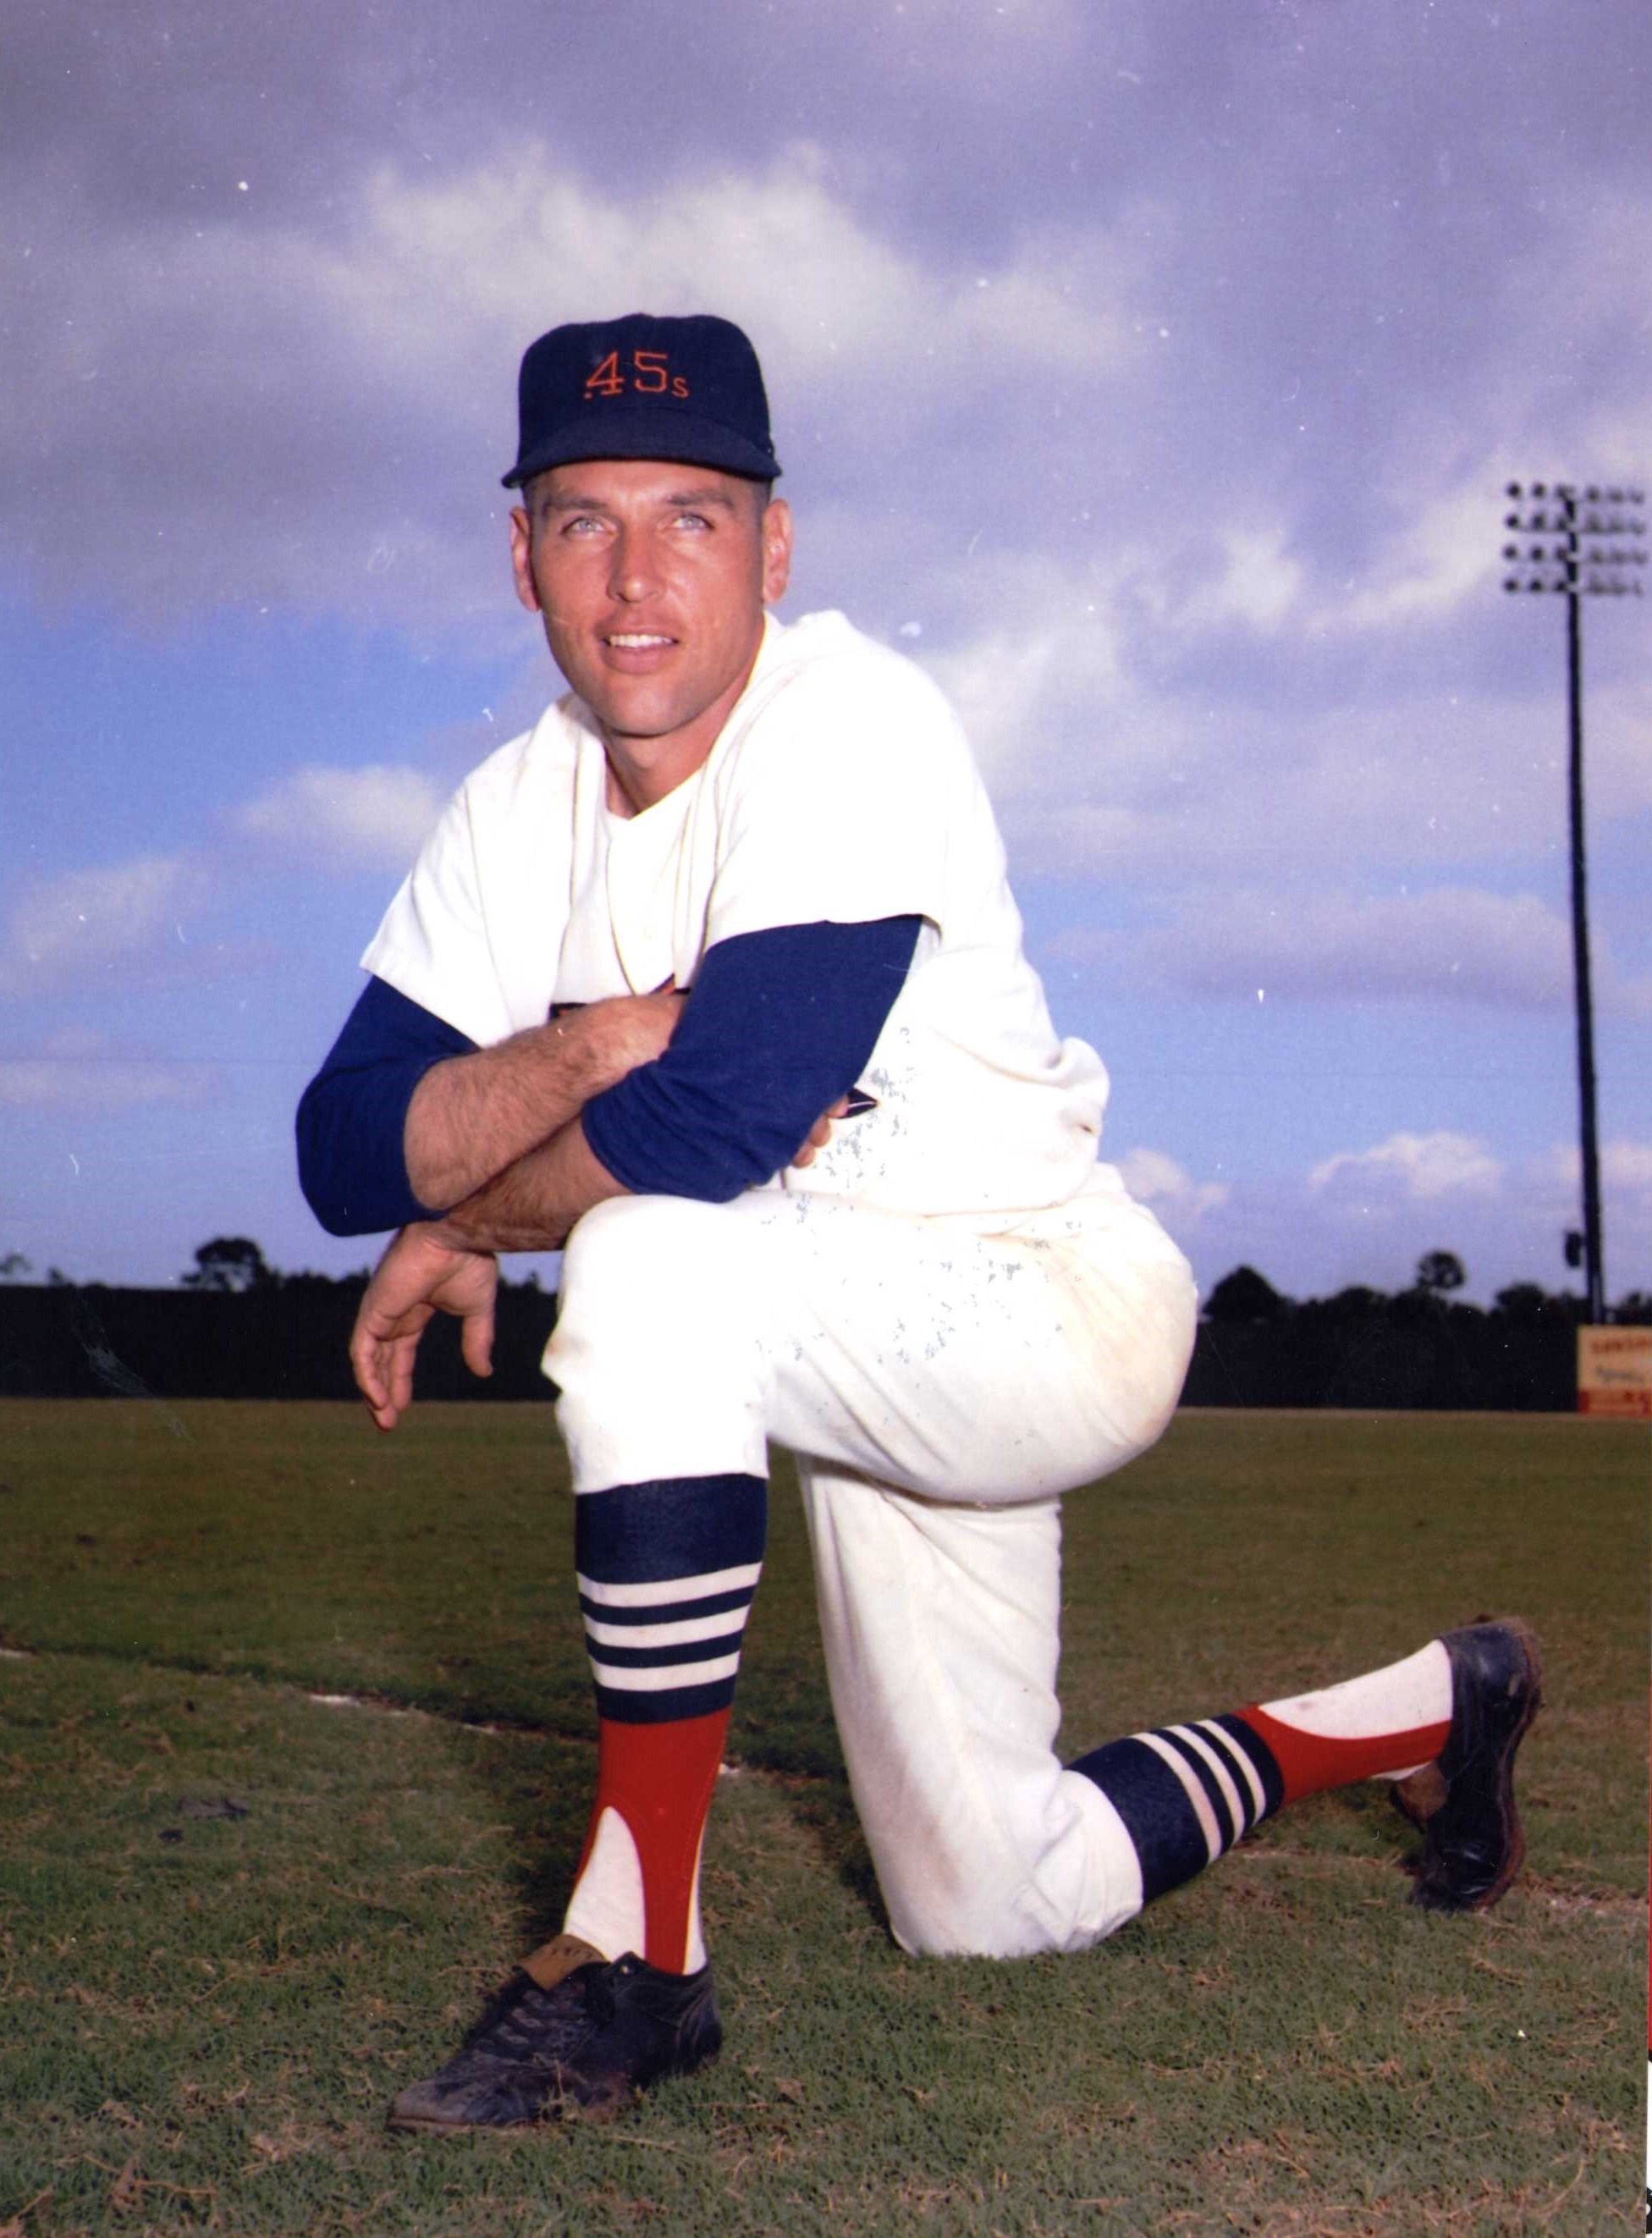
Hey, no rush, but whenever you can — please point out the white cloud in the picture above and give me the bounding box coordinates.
[0,1027,215,1109]
[922,621,1115,789]
[1543,1138,1652,1198]
[1602,1140,1652,1193]
[1,146,1142,636]
[1017,802,1184,876]
[1263,886,1579,1007]
[912,560,1197,815]
[7,135,1648,945]
[353,145,1132,384]
[1324,484,1502,633]
[1302,179,1652,638]
[1050,885,1652,1014]
[0,1051,211,1110]
[1309,1132,1505,1203]
[230,763,445,869]
[1185,526,1306,633]
[1517,1138,1652,1304]
[0,854,212,995]
[1114,1146,1229,1228]
[1588,677,1652,824]
[906,547,1647,893]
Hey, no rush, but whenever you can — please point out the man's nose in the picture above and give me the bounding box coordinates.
[608,527,659,604]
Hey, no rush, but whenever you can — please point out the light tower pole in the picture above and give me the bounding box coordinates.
[1501,481,1646,1324]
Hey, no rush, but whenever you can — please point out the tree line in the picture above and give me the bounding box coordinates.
[1203,1250,1651,1330]
[0,1239,558,1405]
[1,1237,1635,1411]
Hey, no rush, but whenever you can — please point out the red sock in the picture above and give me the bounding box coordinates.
[568,1472,767,1973]
[575,1709,730,1973]
[1237,1703,1451,1808]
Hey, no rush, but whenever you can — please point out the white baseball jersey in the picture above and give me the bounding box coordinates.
[362,609,1110,1217]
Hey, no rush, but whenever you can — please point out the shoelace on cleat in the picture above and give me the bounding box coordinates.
[461,1968,614,2068]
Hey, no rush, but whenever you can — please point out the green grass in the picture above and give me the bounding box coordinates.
[0,1401,1644,2235]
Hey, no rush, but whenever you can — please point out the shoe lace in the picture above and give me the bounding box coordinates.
[465,1965,615,2067]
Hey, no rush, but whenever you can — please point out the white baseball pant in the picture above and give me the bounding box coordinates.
[542,1164,1199,1959]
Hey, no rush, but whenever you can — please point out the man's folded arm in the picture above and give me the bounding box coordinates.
[578,915,921,1202]
[295,976,681,1233]
[297,978,479,1236]
[435,913,922,1251]
[299,916,922,1246]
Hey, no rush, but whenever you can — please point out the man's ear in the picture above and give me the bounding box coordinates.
[760,498,793,605]
[508,505,542,614]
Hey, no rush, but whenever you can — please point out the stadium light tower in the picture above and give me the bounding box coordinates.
[1501,479,1646,1324]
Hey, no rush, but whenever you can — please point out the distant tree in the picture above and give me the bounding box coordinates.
[46,1267,71,1287]
[181,1237,275,1293]
[1307,1285,1390,1323]
[1614,1293,1652,1326]
[1203,1265,1292,1323]
[0,1252,31,1281]
[1414,1250,1467,1297]
[1492,1282,1584,1328]
[275,1266,368,1296]
[498,1266,548,1294]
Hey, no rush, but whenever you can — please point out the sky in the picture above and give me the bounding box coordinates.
[3,0,1649,1306]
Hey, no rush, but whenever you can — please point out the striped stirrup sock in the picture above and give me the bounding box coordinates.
[1070,1641,1452,1905]
[1070,1715,1287,1902]
[563,1473,766,1974]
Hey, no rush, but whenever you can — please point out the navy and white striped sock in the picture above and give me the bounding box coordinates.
[565,1473,767,1971]
[1070,1715,1286,1903]
[577,1474,765,1725]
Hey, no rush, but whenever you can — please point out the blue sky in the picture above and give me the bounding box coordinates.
[3,0,1649,1304]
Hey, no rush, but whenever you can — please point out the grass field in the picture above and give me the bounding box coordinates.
[0,1399,1644,2237]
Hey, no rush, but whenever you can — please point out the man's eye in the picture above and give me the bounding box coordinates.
[560,515,607,536]
[673,512,712,531]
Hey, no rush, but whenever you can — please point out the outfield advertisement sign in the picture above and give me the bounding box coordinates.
[1576,1326,1652,1417]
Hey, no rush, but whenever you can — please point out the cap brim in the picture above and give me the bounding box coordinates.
[503,408,781,488]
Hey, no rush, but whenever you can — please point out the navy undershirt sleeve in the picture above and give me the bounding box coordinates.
[296,917,920,1238]
[295,977,478,1236]
[581,916,922,1203]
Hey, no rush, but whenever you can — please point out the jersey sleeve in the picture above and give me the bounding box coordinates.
[295,976,479,1236]
[581,917,921,1201]
[360,780,521,1049]
[702,653,964,951]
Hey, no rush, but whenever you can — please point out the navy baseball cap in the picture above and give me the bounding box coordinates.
[502,312,782,488]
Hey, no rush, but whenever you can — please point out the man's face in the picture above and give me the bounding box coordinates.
[509,458,792,806]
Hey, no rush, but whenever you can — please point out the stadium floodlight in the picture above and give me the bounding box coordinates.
[1501,479,1647,1323]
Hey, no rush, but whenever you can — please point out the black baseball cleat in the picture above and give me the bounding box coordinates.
[388,1938,723,2129]
[1391,1618,1542,1913]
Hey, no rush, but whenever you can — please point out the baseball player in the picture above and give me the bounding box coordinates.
[296,312,1540,2129]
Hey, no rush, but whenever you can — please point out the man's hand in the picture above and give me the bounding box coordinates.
[790,1095,850,1170]
[350,1224,498,1431]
